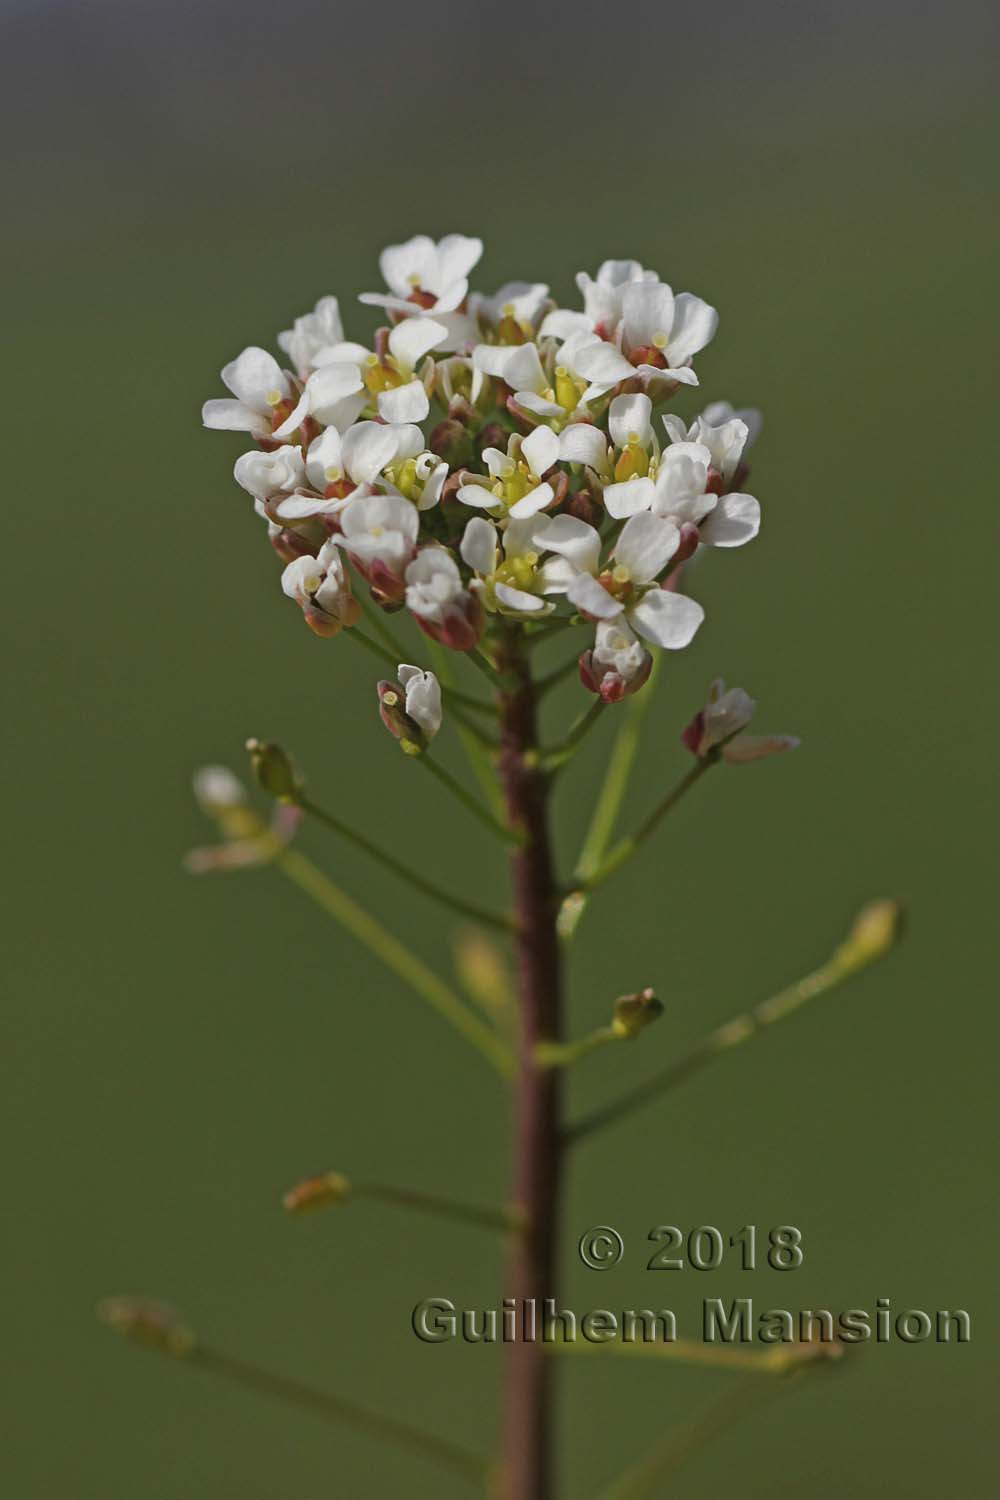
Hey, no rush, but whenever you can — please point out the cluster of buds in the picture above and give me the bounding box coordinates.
[203,236,765,696]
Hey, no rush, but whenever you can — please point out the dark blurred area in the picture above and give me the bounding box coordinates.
[2,1,998,1496]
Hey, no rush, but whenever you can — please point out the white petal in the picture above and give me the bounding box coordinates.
[521,424,560,478]
[340,489,420,542]
[667,293,718,365]
[699,492,761,547]
[538,309,593,340]
[661,413,690,446]
[342,421,400,484]
[629,589,704,649]
[221,347,290,412]
[508,482,555,519]
[305,427,344,489]
[572,341,634,386]
[513,391,566,420]
[559,423,608,470]
[621,281,675,349]
[495,582,552,616]
[473,342,546,393]
[201,399,268,437]
[377,380,430,424]
[614,512,680,582]
[609,392,653,449]
[379,235,435,297]
[399,666,442,739]
[430,234,484,293]
[388,316,449,370]
[311,340,371,369]
[275,493,343,520]
[603,477,655,520]
[533,514,602,575]
[460,516,498,574]
[456,482,503,510]
[567,572,623,620]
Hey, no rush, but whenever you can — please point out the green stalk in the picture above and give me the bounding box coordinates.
[276,847,513,1077]
[297,795,513,932]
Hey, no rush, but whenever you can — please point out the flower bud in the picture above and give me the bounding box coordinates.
[282,1171,353,1214]
[834,899,905,975]
[428,418,475,469]
[564,490,602,528]
[245,739,301,801]
[611,987,664,1038]
[98,1297,195,1357]
[377,665,442,753]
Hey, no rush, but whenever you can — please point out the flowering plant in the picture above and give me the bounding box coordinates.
[102,234,901,1498]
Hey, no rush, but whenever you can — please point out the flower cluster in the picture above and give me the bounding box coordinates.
[203,235,762,700]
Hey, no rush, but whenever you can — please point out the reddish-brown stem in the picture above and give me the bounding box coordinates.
[497,625,564,1500]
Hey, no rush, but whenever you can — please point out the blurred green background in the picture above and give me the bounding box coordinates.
[3,0,997,1493]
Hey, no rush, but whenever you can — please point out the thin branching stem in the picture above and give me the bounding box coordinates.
[189,1343,488,1485]
[594,1368,811,1499]
[349,1179,524,1234]
[297,795,513,932]
[417,753,521,844]
[275,846,513,1077]
[577,755,717,891]
[573,656,660,883]
[544,700,606,771]
[567,931,891,1144]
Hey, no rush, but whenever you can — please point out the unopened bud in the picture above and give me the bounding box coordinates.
[98,1297,195,1357]
[834,900,905,975]
[611,987,664,1038]
[283,1171,353,1214]
[454,930,513,1021]
[245,739,301,801]
[564,490,602,528]
[428,419,474,469]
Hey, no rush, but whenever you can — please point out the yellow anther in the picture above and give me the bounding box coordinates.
[407,273,421,287]
[265,389,283,406]
[502,302,516,317]
[324,466,343,482]
[627,431,641,444]
[652,331,668,349]
[612,564,631,584]
[382,690,399,708]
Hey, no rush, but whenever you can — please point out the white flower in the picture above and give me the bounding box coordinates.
[338,489,420,600]
[233,444,307,501]
[360,234,483,349]
[663,402,761,486]
[274,421,444,523]
[397,664,442,740]
[539,259,658,341]
[560,391,660,479]
[202,347,293,438]
[278,296,354,380]
[280,539,360,637]
[456,425,561,519]
[404,546,483,650]
[682,679,798,763]
[193,765,247,813]
[603,441,714,522]
[368,316,449,424]
[471,282,550,334]
[460,516,554,617]
[471,341,591,426]
[579,619,653,703]
[567,280,718,392]
[271,360,366,440]
[603,435,761,548]
[533,512,704,650]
